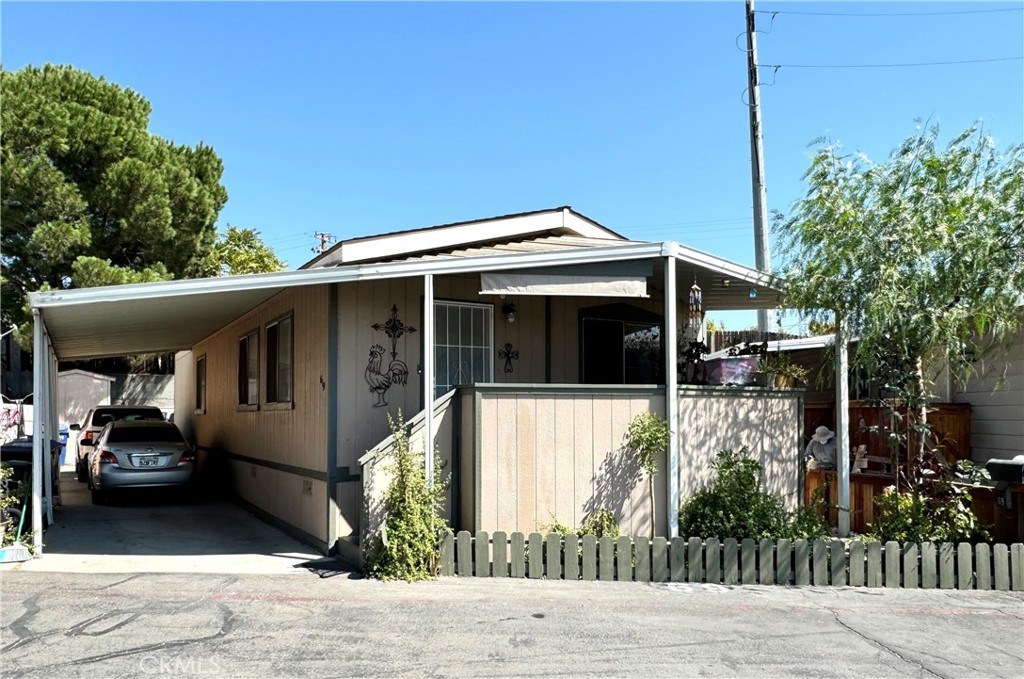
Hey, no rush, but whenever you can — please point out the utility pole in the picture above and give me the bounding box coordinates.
[746,0,773,334]
[312,232,335,254]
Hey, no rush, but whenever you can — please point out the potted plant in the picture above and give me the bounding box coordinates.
[758,352,808,389]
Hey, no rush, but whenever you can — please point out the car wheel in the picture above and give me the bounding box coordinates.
[90,488,105,505]
[76,459,88,483]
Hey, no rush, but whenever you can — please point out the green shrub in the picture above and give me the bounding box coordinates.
[365,414,451,581]
[542,508,621,539]
[578,508,621,539]
[787,485,832,541]
[867,461,990,543]
[678,448,830,541]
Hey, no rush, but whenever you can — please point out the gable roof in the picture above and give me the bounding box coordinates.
[300,206,625,269]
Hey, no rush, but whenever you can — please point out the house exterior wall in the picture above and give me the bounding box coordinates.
[955,329,1024,463]
[334,273,667,538]
[465,386,667,537]
[173,351,195,443]
[188,285,330,547]
[678,386,803,513]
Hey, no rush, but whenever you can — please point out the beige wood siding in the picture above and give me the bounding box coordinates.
[230,459,326,543]
[173,350,195,443]
[471,389,666,537]
[190,285,329,542]
[678,387,803,512]
[955,329,1024,462]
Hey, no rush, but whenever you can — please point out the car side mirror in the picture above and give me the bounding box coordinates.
[70,423,81,431]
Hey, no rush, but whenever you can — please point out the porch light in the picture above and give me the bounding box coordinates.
[748,288,758,299]
[502,302,516,323]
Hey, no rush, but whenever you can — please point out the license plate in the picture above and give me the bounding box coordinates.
[137,457,159,467]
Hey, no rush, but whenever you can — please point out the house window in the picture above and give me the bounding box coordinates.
[579,303,663,385]
[238,331,259,407]
[195,355,207,414]
[265,315,293,405]
[434,301,492,397]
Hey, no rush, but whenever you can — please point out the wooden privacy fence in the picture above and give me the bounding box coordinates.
[440,531,1024,591]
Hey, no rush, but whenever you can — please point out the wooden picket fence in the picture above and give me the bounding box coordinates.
[440,531,1024,591]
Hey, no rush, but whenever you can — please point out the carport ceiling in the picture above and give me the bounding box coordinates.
[40,286,287,360]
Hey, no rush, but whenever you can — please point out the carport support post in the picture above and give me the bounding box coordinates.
[42,328,54,525]
[663,251,679,539]
[423,274,435,486]
[31,309,45,553]
[835,314,851,537]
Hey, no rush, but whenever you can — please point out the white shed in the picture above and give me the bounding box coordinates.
[57,369,114,429]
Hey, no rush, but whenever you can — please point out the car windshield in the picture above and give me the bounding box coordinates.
[91,409,164,427]
[107,426,184,444]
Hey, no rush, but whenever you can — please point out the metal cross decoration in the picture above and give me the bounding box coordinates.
[498,342,520,374]
[371,305,416,360]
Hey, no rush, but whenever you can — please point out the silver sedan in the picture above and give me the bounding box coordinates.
[88,420,196,504]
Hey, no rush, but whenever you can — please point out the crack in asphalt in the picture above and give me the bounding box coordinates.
[828,607,949,679]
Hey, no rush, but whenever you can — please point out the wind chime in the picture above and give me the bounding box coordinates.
[683,276,704,383]
[688,276,703,337]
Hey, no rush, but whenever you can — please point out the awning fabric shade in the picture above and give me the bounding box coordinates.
[479,272,648,298]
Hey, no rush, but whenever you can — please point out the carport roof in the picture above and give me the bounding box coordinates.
[30,240,783,361]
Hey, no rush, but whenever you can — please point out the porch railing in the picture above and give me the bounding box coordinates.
[359,389,459,550]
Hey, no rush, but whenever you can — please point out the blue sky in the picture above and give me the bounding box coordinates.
[3,1,1022,330]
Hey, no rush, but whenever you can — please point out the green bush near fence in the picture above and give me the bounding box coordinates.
[678,448,831,542]
[867,461,991,545]
[365,413,451,582]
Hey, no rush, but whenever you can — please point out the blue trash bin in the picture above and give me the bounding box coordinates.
[58,427,69,466]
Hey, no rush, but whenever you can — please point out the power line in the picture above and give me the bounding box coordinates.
[756,7,1023,17]
[763,56,1023,69]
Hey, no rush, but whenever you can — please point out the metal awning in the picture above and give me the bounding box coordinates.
[30,240,783,361]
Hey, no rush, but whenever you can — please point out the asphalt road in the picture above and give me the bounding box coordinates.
[2,571,1022,678]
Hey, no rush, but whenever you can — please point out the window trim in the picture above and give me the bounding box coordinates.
[264,312,294,408]
[194,354,207,415]
[237,329,260,411]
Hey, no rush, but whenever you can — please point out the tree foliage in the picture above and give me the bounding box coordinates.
[1,64,229,346]
[776,123,1023,381]
[776,123,1022,508]
[626,411,669,539]
[205,226,286,276]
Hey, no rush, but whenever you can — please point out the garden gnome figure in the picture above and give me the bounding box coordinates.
[804,425,837,470]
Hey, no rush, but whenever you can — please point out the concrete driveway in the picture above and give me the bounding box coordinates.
[2,471,321,575]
